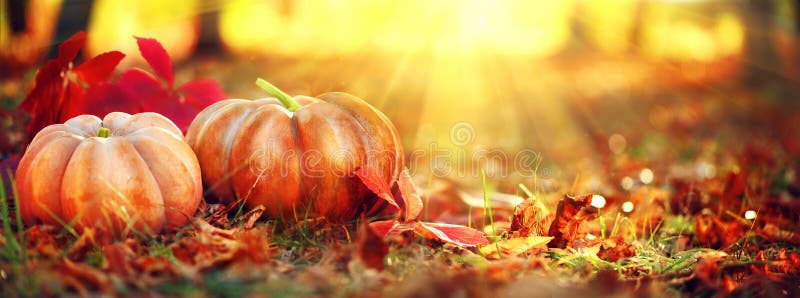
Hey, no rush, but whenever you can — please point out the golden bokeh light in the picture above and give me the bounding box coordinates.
[220,0,573,58]
[86,0,199,64]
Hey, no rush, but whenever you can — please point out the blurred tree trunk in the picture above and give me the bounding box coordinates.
[50,0,93,59]
[742,0,778,86]
[8,0,28,33]
[196,6,221,54]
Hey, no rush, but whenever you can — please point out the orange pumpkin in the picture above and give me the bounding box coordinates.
[15,112,202,235]
[186,79,404,222]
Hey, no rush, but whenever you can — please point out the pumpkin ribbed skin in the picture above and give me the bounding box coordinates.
[186,92,403,222]
[15,112,202,234]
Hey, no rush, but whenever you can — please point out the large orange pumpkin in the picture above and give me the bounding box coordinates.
[186,79,404,222]
[15,112,202,235]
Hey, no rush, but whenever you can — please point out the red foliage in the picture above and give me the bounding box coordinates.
[415,222,490,247]
[359,170,488,247]
[19,31,226,139]
[20,32,124,138]
[396,170,423,222]
[355,166,399,209]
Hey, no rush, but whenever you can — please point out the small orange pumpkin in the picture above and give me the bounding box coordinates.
[186,79,404,222]
[15,112,202,235]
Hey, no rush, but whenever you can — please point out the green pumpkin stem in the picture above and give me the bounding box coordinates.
[256,78,301,112]
[98,127,110,138]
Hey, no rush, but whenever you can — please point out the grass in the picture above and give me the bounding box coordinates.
[482,169,502,258]
[0,173,22,263]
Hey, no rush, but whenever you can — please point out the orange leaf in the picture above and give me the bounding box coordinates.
[547,194,597,248]
[397,170,423,222]
[355,167,399,209]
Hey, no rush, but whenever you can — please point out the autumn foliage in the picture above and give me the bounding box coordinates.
[20,31,226,139]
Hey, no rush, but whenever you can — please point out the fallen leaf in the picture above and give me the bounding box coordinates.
[480,236,553,259]
[356,221,388,270]
[721,171,746,207]
[239,204,266,229]
[368,220,399,238]
[510,196,550,237]
[170,219,271,271]
[415,222,489,247]
[692,251,730,294]
[396,170,423,222]
[547,194,597,248]
[203,203,231,227]
[596,236,636,262]
[355,166,399,209]
[695,211,744,249]
[757,223,800,244]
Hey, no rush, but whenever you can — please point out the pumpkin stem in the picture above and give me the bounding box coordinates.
[256,78,301,112]
[97,127,110,138]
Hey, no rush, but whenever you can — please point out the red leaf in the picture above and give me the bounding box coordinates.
[356,222,389,270]
[72,51,126,84]
[355,167,399,209]
[56,31,87,65]
[415,222,489,247]
[70,82,140,119]
[145,93,197,131]
[19,32,103,137]
[397,170,423,222]
[20,60,67,137]
[57,81,87,123]
[134,37,173,87]
[117,68,165,100]
[368,220,399,238]
[177,79,227,110]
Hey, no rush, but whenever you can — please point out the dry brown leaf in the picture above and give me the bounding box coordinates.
[547,194,597,248]
[240,204,266,229]
[510,197,550,237]
[170,218,272,271]
[596,236,636,262]
[695,211,745,249]
[758,223,800,244]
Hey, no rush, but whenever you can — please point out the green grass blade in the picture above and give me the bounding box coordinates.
[0,172,21,261]
[482,170,501,258]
